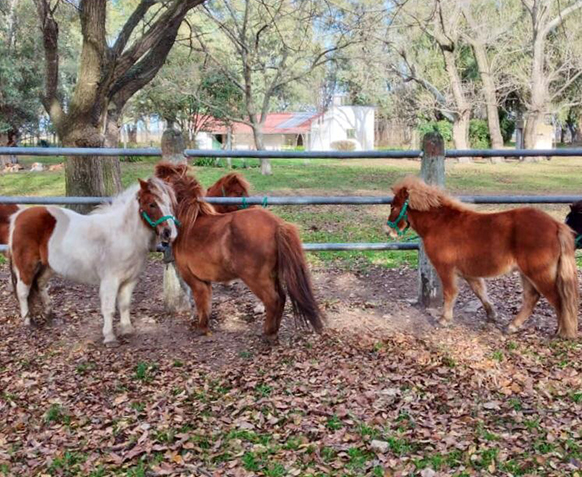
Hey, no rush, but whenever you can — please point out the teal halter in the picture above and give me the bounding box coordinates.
[386,199,410,237]
[141,211,181,228]
[576,234,582,248]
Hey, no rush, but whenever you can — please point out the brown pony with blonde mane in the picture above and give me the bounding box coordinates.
[386,176,579,338]
[155,162,324,343]
[206,173,252,213]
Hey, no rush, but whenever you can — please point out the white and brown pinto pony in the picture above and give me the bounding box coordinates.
[386,176,579,338]
[9,178,178,346]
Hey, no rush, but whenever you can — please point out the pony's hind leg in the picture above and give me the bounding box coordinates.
[242,275,286,344]
[464,277,496,321]
[117,280,137,335]
[507,274,540,334]
[37,267,53,321]
[15,279,32,326]
[99,279,120,346]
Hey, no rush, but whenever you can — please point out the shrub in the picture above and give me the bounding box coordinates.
[469,119,491,149]
[330,140,356,151]
[417,120,453,147]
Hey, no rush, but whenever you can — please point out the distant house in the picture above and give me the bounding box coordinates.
[197,96,375,151]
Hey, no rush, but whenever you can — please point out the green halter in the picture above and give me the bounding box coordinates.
[141,211,181,228]
[576,234,582,248]
[386,199,410,237]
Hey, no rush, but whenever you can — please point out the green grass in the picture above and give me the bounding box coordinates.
[2,155,581,270]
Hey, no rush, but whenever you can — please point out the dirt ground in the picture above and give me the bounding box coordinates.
[0,260,568,362]
[1,261,580,477]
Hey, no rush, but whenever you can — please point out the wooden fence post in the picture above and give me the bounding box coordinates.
[161,121,191,312]
[418,132,445,308]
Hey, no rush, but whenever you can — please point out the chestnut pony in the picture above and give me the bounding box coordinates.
[0,204,20,246]
[9,178,179,345]
[565,200,582,249]
[206,173,252,213]
[155,162,324,343]
[386,176,579,338]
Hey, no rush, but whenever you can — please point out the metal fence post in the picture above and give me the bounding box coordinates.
[161,121,191,312]
[418,132,445,308]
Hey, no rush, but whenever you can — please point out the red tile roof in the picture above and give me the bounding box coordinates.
[200,112,320,135]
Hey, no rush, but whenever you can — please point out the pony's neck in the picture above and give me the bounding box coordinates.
[408,205,461,238]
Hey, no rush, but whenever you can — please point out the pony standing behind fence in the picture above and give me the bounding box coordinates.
[0,204,20,246]
[386,176,579,338]
[155,162,324,343]
[566,200,582,249]
[9,178,179,345]
[206,173,252,213]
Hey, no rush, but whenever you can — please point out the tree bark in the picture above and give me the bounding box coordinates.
[471,43,504,151]
[251,122,271,175]
[34,0,205,207]
[161,121,186,164]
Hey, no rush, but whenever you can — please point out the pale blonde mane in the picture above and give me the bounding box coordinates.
[391,176,471,212]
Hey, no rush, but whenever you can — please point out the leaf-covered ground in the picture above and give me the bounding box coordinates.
[0,262,581,477]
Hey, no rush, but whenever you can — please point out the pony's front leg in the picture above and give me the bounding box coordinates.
[118,280,138,336]
[100,279,120,346]
[437,267,458,326]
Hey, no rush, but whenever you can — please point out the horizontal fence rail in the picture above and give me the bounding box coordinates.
[1,146,580,256]
[3,146,582,159]
[2,195,582,206]
[0,242,420,253]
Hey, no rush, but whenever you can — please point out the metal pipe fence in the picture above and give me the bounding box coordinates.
[3,146,582,159]
[2,195,582,206]
[1,146,580,255]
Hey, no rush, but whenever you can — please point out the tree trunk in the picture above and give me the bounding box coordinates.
[161,121,186,164]
[63,123,122,214]
[471,43,504,152]
[452,110,471,163]
[441,48,472,162]
[251,124,271,175]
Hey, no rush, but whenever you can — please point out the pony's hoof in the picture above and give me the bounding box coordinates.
[262,334,280,346]
[120,324,135,336]
[506,324,519,334]
[196,327,212,336]
[104,338,120,348]
[437,318,452,327]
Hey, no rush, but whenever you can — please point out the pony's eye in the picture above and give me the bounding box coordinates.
[150,203,157,208]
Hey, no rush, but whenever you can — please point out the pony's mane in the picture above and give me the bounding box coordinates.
[91,184,140,215]
[91,177,176,217]
[571,200,582,214]
[391,176,470,212]
[209,172,251,196]
[154,162,216,235]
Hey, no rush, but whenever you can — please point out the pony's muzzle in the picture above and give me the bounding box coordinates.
[384,223,399,239]
[161,227,172,244]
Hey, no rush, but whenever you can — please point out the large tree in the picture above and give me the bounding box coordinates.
[518,0,582,149]
[34,0,205,210]
[0,0,43,150]
[192,0,357,175]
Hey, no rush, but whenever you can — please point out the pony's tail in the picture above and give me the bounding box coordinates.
[556,223,580,338]
[276,224,324,333]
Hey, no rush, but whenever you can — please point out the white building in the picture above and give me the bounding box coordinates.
[197,96,375,151]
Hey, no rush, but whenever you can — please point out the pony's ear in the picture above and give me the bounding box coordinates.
[138,178,149,191]
[570,204,575,211]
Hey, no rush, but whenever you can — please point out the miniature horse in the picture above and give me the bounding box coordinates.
[386,176,579,338]
[206,173,252,213]
[566,200,582,249]
[9,178,179,346]
[0,204,20,246]
[155,162,324,343]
